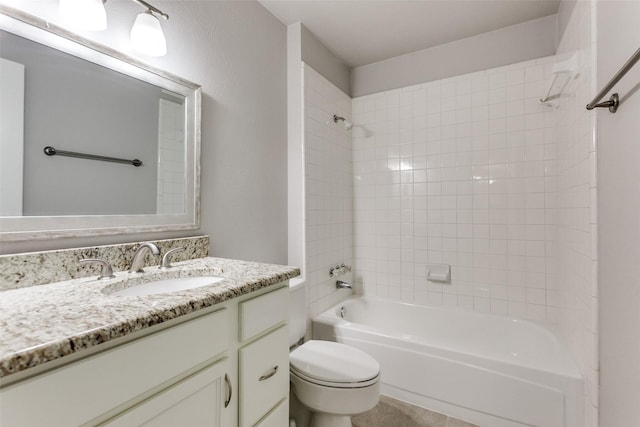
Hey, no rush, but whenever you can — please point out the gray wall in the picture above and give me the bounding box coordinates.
[287,23,305,275]
[351,14,557,97]
[1,31,159,216]
[300,24,350,95]
[556,0,577,43]
[1,0,288,265]
[596,1,640,425]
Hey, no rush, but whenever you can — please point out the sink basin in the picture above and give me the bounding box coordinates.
[108,276,225,297]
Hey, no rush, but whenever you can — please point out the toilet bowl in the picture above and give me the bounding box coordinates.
[290,340,380,427]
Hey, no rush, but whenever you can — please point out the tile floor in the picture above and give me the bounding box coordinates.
[352,395,479,427]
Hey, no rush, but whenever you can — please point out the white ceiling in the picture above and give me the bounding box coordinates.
[258,0,560,68]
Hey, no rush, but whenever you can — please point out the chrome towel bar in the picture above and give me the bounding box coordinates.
[43,146,143,167]
[586,47,640,113]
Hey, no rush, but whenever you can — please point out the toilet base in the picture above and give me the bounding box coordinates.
[309,413,352,427]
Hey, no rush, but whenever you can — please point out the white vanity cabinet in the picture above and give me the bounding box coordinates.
[0,282,290,427]
[0,307,234,427]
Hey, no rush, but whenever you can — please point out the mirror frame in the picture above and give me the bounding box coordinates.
[0,6,201,241]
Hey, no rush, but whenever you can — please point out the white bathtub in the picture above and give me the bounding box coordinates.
[313,296,582,427]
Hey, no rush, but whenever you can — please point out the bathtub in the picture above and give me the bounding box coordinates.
[313,296,582,427]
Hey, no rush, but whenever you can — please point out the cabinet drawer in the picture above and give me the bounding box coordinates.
[0,309,229,427]
[239,285,288,342]
[239,325,289,427]
[255,398,289,427]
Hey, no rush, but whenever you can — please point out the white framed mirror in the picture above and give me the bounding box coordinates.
[0,6,201,241]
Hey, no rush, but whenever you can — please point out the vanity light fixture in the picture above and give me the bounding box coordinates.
[130,10,166,56]
[129,0,168,57]
[59,0,107,31]
[58,0,169,57]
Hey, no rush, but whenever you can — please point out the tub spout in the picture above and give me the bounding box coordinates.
[336,280,352,289]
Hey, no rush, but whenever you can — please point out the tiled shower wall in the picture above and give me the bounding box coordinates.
[351,57,559,321]
[553,0,599,425]
[302,39,597,423]
[157,98,186,215]
[303,64,354,318]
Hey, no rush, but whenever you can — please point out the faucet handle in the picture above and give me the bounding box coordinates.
[330,263,352,277]
[160,247,185,270]
[329,265,338,277]
[80,258,115,280]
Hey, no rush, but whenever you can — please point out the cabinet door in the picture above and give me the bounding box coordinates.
[103,358,232,427]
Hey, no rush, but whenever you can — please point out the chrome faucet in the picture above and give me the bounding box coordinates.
[336,280,352,289]
[128,242,160,273]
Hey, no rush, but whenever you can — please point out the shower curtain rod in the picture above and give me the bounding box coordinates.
[586,47,640,113]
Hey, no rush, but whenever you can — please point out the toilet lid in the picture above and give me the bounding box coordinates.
[290,340,380,385]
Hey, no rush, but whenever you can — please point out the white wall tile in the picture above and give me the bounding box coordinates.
[352,57,558,319]
[303,64,353,318]
[553,1,598,424]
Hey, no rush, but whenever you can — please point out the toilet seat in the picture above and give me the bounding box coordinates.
[290,340,380,388]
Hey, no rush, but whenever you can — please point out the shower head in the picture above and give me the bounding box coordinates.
[333,114,353,131]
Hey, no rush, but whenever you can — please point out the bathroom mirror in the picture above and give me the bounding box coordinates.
[0,7,201,241]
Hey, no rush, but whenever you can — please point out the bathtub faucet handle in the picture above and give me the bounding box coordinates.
[330,265,338,277]
[336,280,352,290]
[330,263,352,277]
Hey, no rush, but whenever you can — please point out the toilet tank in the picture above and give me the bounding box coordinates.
[289,279,306,346]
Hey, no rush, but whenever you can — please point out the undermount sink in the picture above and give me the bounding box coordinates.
[108,276,225,297]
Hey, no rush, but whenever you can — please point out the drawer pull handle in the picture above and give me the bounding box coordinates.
[224,373,232,408]
[259,365,279,381]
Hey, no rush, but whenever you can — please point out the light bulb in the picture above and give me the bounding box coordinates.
[130,11,167,57]
[59,0,107,31]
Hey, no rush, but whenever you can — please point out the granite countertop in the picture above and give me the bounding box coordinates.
[0,257,299,378]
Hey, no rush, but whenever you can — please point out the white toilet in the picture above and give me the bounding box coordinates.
[289,281,380,427]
